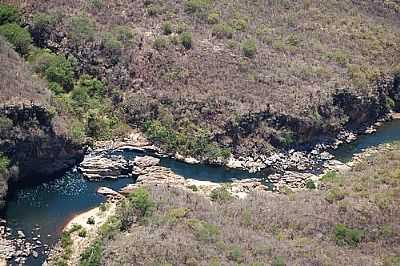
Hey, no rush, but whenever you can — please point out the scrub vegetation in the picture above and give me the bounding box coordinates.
[72,144,400,265]
[2,0,399,158]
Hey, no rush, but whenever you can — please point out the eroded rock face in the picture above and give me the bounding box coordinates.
[0,105,84,207]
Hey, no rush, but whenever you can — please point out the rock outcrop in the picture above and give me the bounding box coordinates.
[0,105,84,208]
[79,155,132,180]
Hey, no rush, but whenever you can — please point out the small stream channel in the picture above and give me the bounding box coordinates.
[3,120,400,265]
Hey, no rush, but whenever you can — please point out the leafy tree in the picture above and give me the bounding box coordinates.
[0,23,31,55]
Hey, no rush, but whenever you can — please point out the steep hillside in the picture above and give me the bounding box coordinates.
[7,0,399,159]
[0,37,83,208]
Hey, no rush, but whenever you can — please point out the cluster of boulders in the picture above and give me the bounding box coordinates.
[0,222,48,264]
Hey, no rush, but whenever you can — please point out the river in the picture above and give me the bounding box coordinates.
[3,120,400,265]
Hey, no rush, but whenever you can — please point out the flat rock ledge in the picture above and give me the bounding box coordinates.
[78,155,132,180]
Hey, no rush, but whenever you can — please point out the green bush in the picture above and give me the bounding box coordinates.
[68,16,96,42]
[242,39,257,58]
[184,0,211,17]
[88,0,104,9]
[80,240,102,266]
[272,256,286,266]
[207,12,219,24]
[305,179,316,190]
[128,187,155,218]
[210,186,233,203]
[101,32,122,51]
[180,32,192,49]
[76,75,105,97]
[113,25,135,45]
[153,36,168,50]
[28,49,75,90]
[78,228,87,238]
[0,4,20,25]
[31,12,59,46]
[228,245,243,262]
[335,224,364,247]
[87,216,96,225]
[69,120,86,143]
[0,116,13,132]
[212,23,235,39]
[188,219,220,242]
[230,18,248,31]
[0,23,32,55]
[0,153,10,174]
[163,21,173,35]
[146,4,162,16]
[187,184,199,192]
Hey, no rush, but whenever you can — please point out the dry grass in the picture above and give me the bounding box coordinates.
[6,0,400,155]
[99,144,400,266]
[0,36,50,106]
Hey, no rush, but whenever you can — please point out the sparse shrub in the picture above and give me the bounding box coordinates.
[320,171,340,183]
[76,75,105,97]
[80,240,102,266]
[88,0,104,9]
[0,4,20,25]
[305,179,316,189]
[166,207,190,223]
[242,39,257,58]
[176,21,188,33]
[207,12,219,24]
[0,23,32,55]
[153,36,168,50]
[0,153,10,174]
[87,216,96,225]
[163,21,173,35]
[335,224,364,247]
[188,219,220,242]
[210,186,233,203]
[68,16,96,42]
[184,0,211,17]
[146,4,162,16]
[212,23,234,39]
[28,49,75,91]
[325,188,346,203]
[101,32,122,51]
[180,32,192,49]
[187,184,199,192]
[99,203,109,212]
[113,26,135,45]
[78,228,87,238]
[69,120,86,142]
[230,18,248,31]
[0,116,13,132]
[272,256,286,266]
[228,245,243,262]
[31,12,59,47]
[128,187,155,218]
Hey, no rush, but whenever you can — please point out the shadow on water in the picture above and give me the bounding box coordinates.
[332,119,400,162]
[4,150,266,265]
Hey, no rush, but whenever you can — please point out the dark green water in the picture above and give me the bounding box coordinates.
[4,119,400,265]
[4,151,257,265]
[332,120,400,162]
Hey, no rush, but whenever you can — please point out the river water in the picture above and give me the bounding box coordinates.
[3,120,400,265]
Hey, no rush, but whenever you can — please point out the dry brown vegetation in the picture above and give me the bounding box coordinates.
[98,144,400,266]
[0,36,50,106]
[5,0,400,156]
